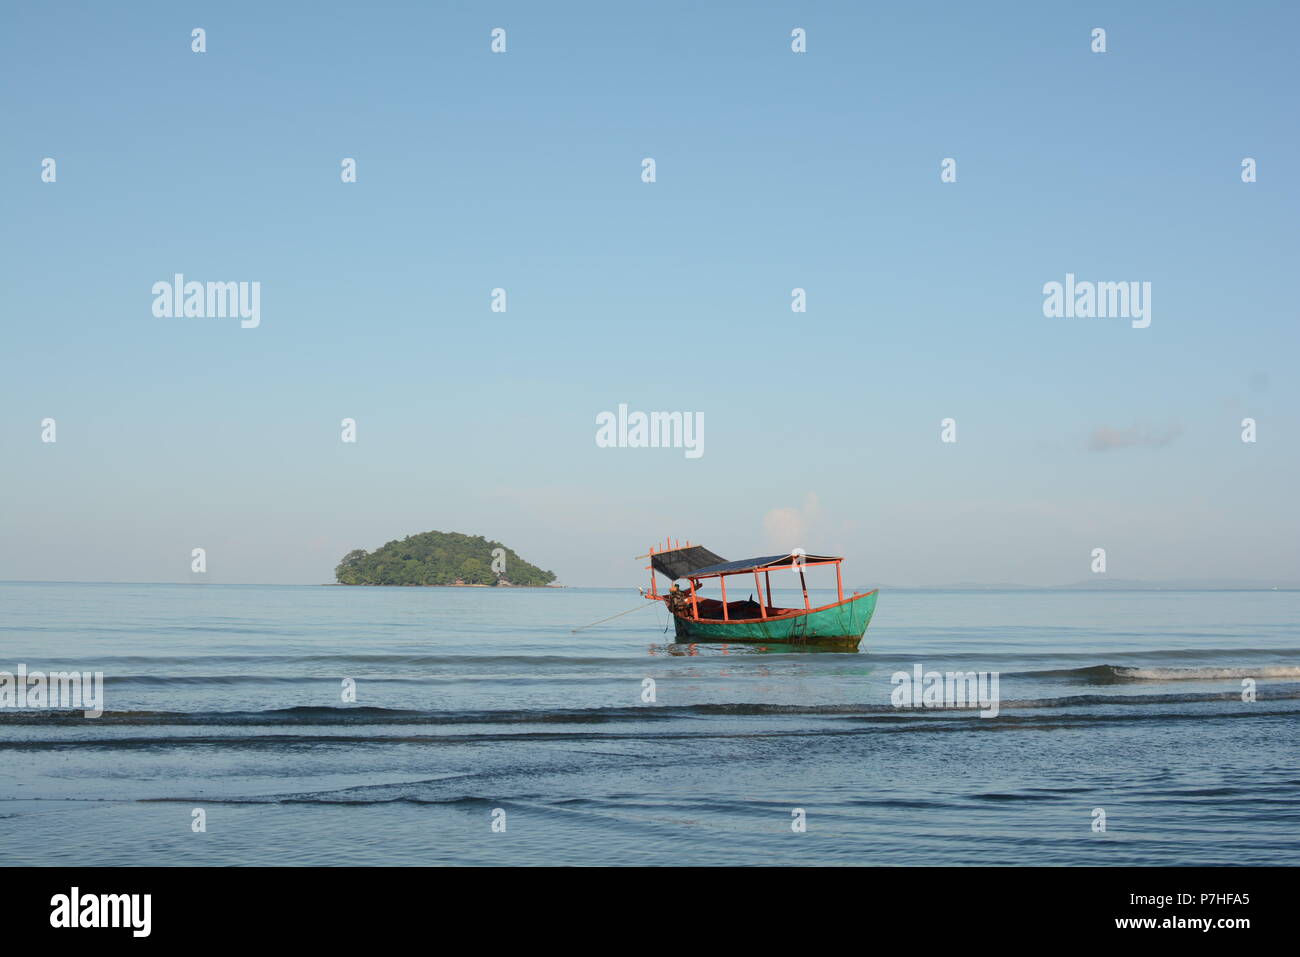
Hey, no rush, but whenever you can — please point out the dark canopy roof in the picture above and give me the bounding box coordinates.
[688,553,842,578]
[650,545,727,581]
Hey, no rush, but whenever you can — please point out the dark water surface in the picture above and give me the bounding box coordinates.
[1,582,1297,865]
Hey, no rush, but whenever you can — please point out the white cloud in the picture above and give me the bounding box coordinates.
[1088,423,1182,452]
[763,493,821,551]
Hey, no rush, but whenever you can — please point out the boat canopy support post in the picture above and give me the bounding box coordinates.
[836,560,843,603]
[799,567,810,610]
[753,569,768,619]
[689,578,699,620]
[720,574,729,621]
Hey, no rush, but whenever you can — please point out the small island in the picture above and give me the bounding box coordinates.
[334,530,558,587]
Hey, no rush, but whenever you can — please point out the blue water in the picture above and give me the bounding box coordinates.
[1,582,1297,865]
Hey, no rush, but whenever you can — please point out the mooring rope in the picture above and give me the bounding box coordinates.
[570,600,656,633]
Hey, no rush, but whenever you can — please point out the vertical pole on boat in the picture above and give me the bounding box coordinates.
[799,567,810,610]
[720,575,729,621]
[648,546,658,598]
[765,571,773,610]
[754,569,767,618]
[836,561,843,603]
[689,579,699,620]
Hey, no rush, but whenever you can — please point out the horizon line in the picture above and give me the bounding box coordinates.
[2,579,1297,592]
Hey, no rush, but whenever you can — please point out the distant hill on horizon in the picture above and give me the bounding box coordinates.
[334,531,557,587]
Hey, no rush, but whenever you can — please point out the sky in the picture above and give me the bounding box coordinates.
[2,0,1297,587]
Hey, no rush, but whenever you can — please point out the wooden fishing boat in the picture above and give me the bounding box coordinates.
[639,541,877,649]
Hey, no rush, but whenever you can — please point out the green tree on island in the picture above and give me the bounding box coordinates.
[334,531,557,586]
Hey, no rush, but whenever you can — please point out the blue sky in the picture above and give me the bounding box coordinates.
[2,1,1297,586]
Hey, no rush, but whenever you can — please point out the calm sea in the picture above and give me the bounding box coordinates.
[1,582,1297,866]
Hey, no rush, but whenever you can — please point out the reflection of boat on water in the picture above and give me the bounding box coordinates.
[639,541,878,650]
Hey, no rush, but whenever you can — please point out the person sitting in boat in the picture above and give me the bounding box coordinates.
[666,581,694,615]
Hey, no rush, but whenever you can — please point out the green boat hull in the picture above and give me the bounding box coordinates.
[671,590,877,648]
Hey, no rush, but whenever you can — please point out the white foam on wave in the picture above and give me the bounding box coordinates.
[1112,665,1300,680]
